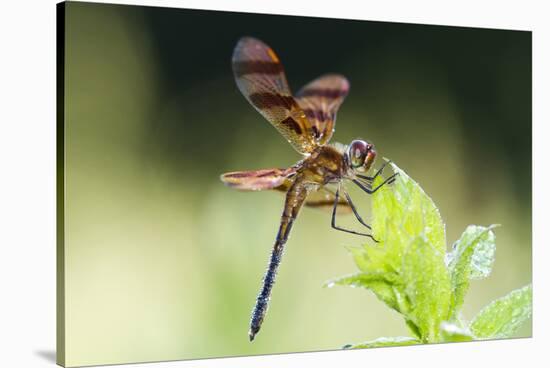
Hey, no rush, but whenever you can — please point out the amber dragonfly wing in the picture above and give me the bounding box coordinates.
[222,169,352,213]
[232,37,318,154]
[295,74,350,146]
[220,167,297,191]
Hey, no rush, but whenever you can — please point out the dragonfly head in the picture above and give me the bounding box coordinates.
[346,139,376,173]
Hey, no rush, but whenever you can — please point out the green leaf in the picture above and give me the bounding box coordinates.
[325,272,405,314]
[372,163,446,253]
[469,233,497,280]
[405,319,422,340]
[440,321,473,342]
[347,244,394,274]
[447,225,497,319]
[328,161,528,349]
[329,163,451,343]
[343,336,420,349]
[344,223,406,287]
[402,236,451,342]
[470,284,532,339]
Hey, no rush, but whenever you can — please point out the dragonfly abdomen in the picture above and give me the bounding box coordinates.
[249,238,287,341]
[249,181,307,341]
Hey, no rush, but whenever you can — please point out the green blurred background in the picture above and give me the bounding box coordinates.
[62,1,531,366]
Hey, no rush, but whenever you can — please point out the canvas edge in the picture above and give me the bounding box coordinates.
[56,1,66,367]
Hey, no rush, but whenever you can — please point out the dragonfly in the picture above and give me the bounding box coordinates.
[220,37,397,341]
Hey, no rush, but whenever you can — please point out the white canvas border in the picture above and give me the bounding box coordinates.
[0,1,547,367]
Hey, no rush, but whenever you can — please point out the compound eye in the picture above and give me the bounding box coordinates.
[349,140,368,168]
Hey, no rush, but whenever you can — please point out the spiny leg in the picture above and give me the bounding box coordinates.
[355,176,397,188]
[353,172,398,195]
[356,159,392,182]
[341,189,371,230]
[331,186,377,241]
[355,175,397,191]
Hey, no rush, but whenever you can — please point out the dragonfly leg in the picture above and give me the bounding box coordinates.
[357,159,392,182]
[353,172,399,194]
[341,189,371,230]
[331,187,378,242]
